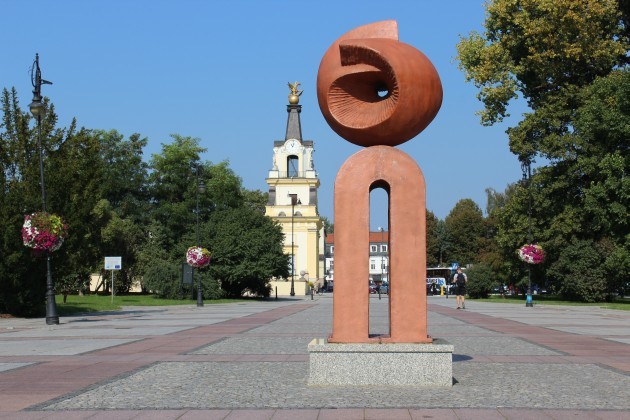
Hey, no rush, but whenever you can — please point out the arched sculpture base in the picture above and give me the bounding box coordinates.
[308,338,453,387]
[330,146,431,343]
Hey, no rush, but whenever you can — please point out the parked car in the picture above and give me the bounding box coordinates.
[378,282,389,294]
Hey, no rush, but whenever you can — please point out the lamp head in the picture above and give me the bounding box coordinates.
[29,96,45,118]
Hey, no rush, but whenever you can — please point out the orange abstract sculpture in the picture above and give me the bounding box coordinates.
[317,20,442,147]
[318,21,442,343]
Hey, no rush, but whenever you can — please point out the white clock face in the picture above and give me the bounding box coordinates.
[286,139,300,153]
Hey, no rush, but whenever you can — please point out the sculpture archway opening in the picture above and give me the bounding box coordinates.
[369,184,390,338]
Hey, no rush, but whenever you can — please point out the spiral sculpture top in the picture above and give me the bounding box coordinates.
[317,20,443,147]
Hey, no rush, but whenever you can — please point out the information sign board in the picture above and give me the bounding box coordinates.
[105,257,122,270]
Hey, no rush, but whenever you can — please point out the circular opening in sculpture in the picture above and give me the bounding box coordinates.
[376,83,389,99]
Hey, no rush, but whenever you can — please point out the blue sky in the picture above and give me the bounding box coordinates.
[3,0,527,228]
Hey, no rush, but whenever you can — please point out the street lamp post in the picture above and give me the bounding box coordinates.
[521,158,533,308]
[195,167,206,307]
[29,54,58,325]
[288,194,298,296]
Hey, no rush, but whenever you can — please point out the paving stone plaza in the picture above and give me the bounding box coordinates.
[0,295,628,419]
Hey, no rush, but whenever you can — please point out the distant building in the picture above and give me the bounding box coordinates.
[325,230,389,284]
[264,88,324,295]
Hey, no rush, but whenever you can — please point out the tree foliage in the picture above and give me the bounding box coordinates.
[205,206,289,298]
[0,88,288,315]
[425,210,439,267]
[444,199,484,266]
[457,0,628,128]
[457,0,630,301]
[465,263,498,299]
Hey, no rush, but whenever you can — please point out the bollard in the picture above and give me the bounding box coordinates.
[275,286,278,300]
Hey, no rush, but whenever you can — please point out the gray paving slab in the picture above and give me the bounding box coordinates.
[1,294,628,419]
[0,338,141,356]
[30,296,630,412]
[3,326,194,338]
[0,362,32,372]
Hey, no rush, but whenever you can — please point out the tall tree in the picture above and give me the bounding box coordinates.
[46,124,105,295]
[320,216,334,234]
[425,210,439,267]
[457,0,630,300]
[444,199,484,266]
[0,88,65,316]
[96,130,149,219]
[147,134,207,245]
[1,88,38,315]
[435,220,450,267]
[204,206,289,297]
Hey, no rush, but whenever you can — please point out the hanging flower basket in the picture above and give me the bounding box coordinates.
[517,244,545,265]
[186,246,211,268]
[22,212,68,253]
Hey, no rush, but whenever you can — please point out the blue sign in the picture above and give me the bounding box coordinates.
[451,262,459,270]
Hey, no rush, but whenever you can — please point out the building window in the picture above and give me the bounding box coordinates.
[381,244,388,252]
[370,245,377,252]
[287,155,299,177]
[330,261,334,269]
[330,246,334,254]
[370,263,375,269]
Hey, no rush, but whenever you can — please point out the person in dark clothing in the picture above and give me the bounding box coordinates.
[453,267,468,309]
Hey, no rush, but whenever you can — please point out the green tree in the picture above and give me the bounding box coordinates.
[547,240,608,302]
[0,88,64,316]
[445,199,484,266]
[205,206,289,297]
[457,0,628,128]
[242,189,268,213]
[321,216,334,234]
[480,187,516,285]
[435,219,450,267]
[96,130,149,219]
[91,199,146,292]
[93,130,149,291]
[425,210,439,267]
[47,125,104,297]
[457,0,630,301]
[147,134,208,246]
[465,263,498,299]
[139,135,279,299]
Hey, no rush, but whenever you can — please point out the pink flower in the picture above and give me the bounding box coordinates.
[518,244,545,265]
[186,246,211,268]
[22,212,68,253]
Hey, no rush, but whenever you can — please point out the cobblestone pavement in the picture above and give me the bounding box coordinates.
[0,294,628,419]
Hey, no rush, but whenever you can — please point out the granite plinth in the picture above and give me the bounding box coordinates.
[308,338,453,387]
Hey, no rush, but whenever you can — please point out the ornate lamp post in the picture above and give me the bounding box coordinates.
[29,54,59,325]
[521,158,534,308]
[195,167,206,307]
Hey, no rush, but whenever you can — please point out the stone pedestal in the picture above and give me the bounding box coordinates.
[308,338,453,387]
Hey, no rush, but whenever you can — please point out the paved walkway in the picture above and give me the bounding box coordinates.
[0,294,628,419]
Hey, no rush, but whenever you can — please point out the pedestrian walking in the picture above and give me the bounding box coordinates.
[453,267,467,309]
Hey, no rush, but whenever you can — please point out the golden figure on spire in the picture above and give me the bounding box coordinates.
[288,81,303,104]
